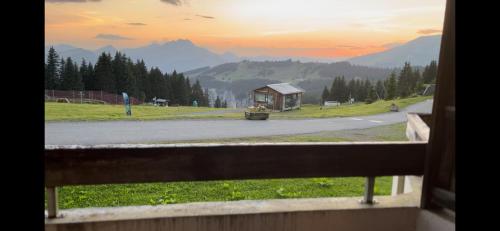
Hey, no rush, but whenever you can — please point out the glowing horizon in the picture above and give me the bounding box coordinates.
[45,0,446,58]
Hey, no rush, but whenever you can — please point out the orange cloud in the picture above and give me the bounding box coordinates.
[417,29,441,34]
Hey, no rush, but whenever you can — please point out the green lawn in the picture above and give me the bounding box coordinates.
[51,177,393,209]
[45,96,432,121]
[269,96,433,119]
[47,123,407,209]
[45,103,240,121]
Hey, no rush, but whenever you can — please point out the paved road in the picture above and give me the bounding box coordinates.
[45,100,433,145]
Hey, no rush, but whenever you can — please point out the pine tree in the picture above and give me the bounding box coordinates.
[59,58,65,89]
[167,70,187,105]
[59,57,83,91]
[222,100,228,108]
[80,59,89,90]
[366,86,377,104]
[45,47,60,89]
[329,77,339,102]
[338,76,348,103]
[94,53,115,92]
[125,58,138,97]
[375,80,385,100]
[134,60,148,101]
[357,79,371,102]
[415,75,426,95]
[59,57,73,90]
[410,69,421,94]
[422,60,438,84]
[112,52,134,95]
[184,75,192,105]
[397,62,413,98]
[201,88,210,107]
[214,96,221,108]
[191,80,205,106]
[73,61,84,90]
[148,67,165,100]
[321,86,329,104]
[385,72,397,100]
[353,79,362,101]
[86,62,95,90]
[347,79,356,102]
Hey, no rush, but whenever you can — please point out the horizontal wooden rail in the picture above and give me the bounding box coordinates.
[45,142,427,187]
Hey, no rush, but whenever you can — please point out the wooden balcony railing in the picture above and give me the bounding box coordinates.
[45,141,427,218]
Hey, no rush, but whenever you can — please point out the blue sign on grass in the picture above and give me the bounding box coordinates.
[122,92,132,116]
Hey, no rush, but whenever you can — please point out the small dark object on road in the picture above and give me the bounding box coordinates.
[390,103,399,112]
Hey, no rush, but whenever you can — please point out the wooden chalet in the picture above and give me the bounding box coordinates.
[252,83,305,111]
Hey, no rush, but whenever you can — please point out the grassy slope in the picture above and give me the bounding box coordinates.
[45,103,235,121]
[49,123,407,209]
[270,96,432,119]
[45,96,431,121]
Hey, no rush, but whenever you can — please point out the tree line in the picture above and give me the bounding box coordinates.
[45,47,212,106]
[214,96,228,108]
[321,61,438,104]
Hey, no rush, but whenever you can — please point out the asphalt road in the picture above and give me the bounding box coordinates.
[45,99,433,145]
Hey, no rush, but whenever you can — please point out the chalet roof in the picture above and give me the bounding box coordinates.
[265,83,305,95]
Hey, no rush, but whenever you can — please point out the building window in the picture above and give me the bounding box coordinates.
[255,93,266,102]
[285,94,298,108]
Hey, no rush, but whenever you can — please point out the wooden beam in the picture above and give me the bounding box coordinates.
[45,142,426,187]
[432,188,455,211]
[407,113,430,141]
[421,0,455,209]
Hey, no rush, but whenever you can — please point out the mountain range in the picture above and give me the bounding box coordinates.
[45,40,239,73]
[182,35,441,103]
[348,35,441,68]
[45,35,441,103]
[45,35,441,73]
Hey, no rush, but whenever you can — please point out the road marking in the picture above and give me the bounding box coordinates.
[369,120,383,123]
[351,118,363,121]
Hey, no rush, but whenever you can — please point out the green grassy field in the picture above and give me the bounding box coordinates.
[47,123,407,209]
[45,96,432,121]
[269,96,432,119]
[44,103,237,121]
[51,177,393,209]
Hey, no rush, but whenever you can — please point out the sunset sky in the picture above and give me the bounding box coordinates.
[45,0,446,58]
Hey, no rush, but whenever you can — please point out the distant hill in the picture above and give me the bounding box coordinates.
[45,40,240,72]
[45,44,98,64]
[121,40,239,73]
[184,60,394,103]
[95,45,118,55]
[348,35,441,68]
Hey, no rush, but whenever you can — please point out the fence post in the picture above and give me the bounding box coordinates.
[47,187,58,218]
[361,177,376,204]
[392,176,406,195]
